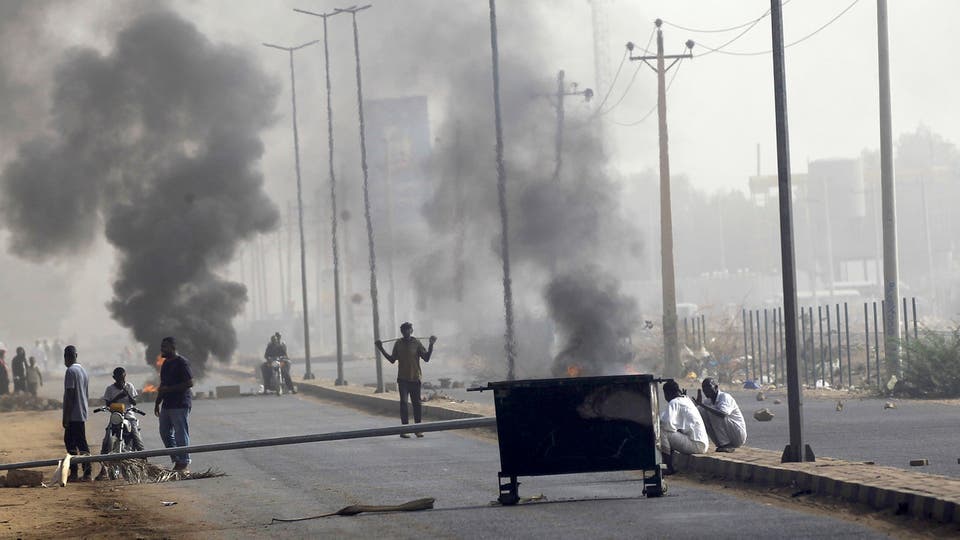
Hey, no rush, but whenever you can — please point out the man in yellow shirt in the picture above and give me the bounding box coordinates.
[375,322,436,438]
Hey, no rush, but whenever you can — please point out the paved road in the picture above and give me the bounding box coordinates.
[134,387,884,539]
[720,387,960,478]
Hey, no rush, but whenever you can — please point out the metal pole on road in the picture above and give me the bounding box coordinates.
[0,417,499,472]
[489,0,518,380]
[263,40,320,381]
[769,0,812,463]
[294,7,347,384]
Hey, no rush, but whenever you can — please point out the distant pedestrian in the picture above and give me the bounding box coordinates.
[375,322,436,438]
[0,345,9,395]
[695,378,746,453]
[154,337,193,473]
[62,345,92,482]
[658,380,708,475]
[26,357,43,396]
[11,347,28,393]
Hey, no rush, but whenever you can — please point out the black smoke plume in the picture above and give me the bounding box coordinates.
[0,10,279,376]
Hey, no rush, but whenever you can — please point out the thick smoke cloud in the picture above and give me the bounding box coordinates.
[374,2,644,377]
[0,10,279,376]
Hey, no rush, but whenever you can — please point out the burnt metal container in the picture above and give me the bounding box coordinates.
[479,374,665,504]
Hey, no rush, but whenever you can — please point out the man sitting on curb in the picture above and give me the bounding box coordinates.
[695,377,746,453]
[658,380,708,475]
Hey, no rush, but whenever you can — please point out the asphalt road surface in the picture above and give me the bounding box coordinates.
[131,388,886,539]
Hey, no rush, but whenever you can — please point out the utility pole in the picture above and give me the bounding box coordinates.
[769,0,813,463]
[263,39,319,380]
[627,20,693,378]
[488,0,517,380]
[877,0,900,380]
[334,4,386,393]
[552,70,593,182]
[293,7,348,383]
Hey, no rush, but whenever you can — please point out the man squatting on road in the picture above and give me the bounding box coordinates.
[658,379,709,474]
[375,322,436,438]
[695,377,747,453]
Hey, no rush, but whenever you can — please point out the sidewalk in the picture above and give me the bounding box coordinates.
[278,372,960,526]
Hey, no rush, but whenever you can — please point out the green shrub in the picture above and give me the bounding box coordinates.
[899,327,960,398]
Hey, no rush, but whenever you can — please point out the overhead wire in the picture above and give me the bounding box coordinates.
[592,27,654,115]
[694,0,861,57]
[594,27,656,117]
[660,0,792,34]
[607,56,684,127]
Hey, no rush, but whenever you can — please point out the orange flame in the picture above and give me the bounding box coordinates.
[155,355,165,369]
[142,383,158,393]
[566,364,582,377]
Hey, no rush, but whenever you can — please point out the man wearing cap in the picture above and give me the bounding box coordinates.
[695,377,746,453]
[375,323,436,438]
[658,380,708,474]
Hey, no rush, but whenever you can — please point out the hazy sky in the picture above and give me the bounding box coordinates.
[1,0,957,347]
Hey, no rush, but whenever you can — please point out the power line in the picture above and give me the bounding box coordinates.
[593,27,654,115]
[661,0,793,34]
[607,57,684,127]
[695,0,861,57]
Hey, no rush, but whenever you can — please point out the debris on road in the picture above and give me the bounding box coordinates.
[753,408,774,422]
[271,497,435,523]
[0,394,61,412]
[756,392,765,401]
[773,399,782,405]
[883,401,898,410]
[909,459,928,467]
[835,400,844,412]
[3,469,44,487]
[106,459,224,484]
[161,501,178,506]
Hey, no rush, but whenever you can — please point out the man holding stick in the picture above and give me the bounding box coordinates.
[375,322,436,438]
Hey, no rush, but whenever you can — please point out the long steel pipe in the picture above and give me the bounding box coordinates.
[0,417,498,472]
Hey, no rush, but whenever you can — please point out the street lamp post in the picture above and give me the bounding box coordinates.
[293,7,348,385]
[263,39,320,381]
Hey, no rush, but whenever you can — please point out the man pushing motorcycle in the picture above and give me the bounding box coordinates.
[95,367,145,481]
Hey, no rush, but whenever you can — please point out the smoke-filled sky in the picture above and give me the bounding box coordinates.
[0,0,957,369]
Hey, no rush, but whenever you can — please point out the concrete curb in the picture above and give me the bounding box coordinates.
[673,449,960,525]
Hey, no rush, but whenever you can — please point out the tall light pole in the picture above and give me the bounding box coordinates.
[627,20,693,378]
[293,7,347,384]
[877,0,901,380]
[489,0,517,380]
[263,39,320,380]
[332,4,387,393]
[768,0,813,463]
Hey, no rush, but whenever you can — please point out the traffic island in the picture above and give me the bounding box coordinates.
[672,447,960,525]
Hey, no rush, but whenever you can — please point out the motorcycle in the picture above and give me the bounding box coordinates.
[261,356,286,396]
[93,403,146,479]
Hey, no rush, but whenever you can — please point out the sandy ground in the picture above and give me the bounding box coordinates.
[0,409,206,539]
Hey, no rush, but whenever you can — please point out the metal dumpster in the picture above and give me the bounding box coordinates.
[475,374,666,504]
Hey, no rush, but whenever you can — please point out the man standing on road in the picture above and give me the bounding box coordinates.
[26,357,43,396]
[154,337,193,473]
[11,346,28,393]
[375,322,436,438]
[0,344,8,395]
[658,380,708,475]
[695,378,746,453]
[62,345,92,482]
